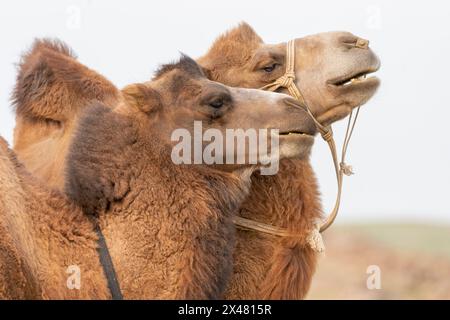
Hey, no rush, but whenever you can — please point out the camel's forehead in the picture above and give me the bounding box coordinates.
[300,31,357,42]
[154,55,205,81]
[259,31,360,51]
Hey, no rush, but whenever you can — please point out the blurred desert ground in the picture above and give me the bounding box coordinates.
[307,224,450,299]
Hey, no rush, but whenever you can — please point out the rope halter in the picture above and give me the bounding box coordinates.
[232,39,362,251]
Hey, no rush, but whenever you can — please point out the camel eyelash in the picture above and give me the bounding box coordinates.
[252,60,276,71]
[261,63,280,72]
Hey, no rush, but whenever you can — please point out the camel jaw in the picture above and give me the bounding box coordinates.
[278,131,315,143]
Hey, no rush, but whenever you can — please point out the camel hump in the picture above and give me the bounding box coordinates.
[11,38,120,123]
[29,38,76,59]
[0,136,8,151]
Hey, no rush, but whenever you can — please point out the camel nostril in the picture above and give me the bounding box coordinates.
[339,35,369,49]
[355,38,369,49]
[339,34,359,45]
[341,37,369,49]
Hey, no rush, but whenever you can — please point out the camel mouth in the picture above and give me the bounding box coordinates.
[329,68,379,87]
[278,127,317,144]
[278,130,314,137]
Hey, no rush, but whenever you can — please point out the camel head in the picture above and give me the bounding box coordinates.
[121,55,316,172]
[198,23,380,125]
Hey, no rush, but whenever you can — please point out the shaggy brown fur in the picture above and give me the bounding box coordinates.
[0,137,110,299]
[12,39,121,189]
[65,107,246,298]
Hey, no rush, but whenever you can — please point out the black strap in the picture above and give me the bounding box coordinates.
[95,225,123,300]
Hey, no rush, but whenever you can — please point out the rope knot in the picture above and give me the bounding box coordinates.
[306,223,325,253]
[285,71,296,79]
[340,162,354,176]
[320,128,333,142]
[278,74,294,88]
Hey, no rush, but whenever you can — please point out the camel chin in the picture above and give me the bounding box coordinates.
[278,133,315,160]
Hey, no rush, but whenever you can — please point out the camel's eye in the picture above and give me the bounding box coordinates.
[203,91,231,111]
[263,63,278,73]
[209,98,224,109]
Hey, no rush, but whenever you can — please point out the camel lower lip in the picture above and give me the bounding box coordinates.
[330,75,380,90]
[278,129,316,137]
[279,132,313,137]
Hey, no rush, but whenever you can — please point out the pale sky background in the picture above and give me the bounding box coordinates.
[0,0,449,224]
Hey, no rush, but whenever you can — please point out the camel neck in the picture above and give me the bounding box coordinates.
[93,160,252,298]
[64,104,260,298]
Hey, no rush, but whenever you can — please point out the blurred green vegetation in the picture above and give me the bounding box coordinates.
[308,223,450,300]
[338,223,450,258]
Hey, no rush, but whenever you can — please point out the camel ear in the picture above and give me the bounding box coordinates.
[122,83,161,113]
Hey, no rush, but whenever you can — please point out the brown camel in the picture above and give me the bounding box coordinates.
[10,23,380,299]
[1,56,317,299]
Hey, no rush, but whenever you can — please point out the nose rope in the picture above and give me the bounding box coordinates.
[265,39,362,232]
[232,39,362,252]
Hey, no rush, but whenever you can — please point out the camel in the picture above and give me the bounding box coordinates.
[1,56,317,299]
[9,23,380,299]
